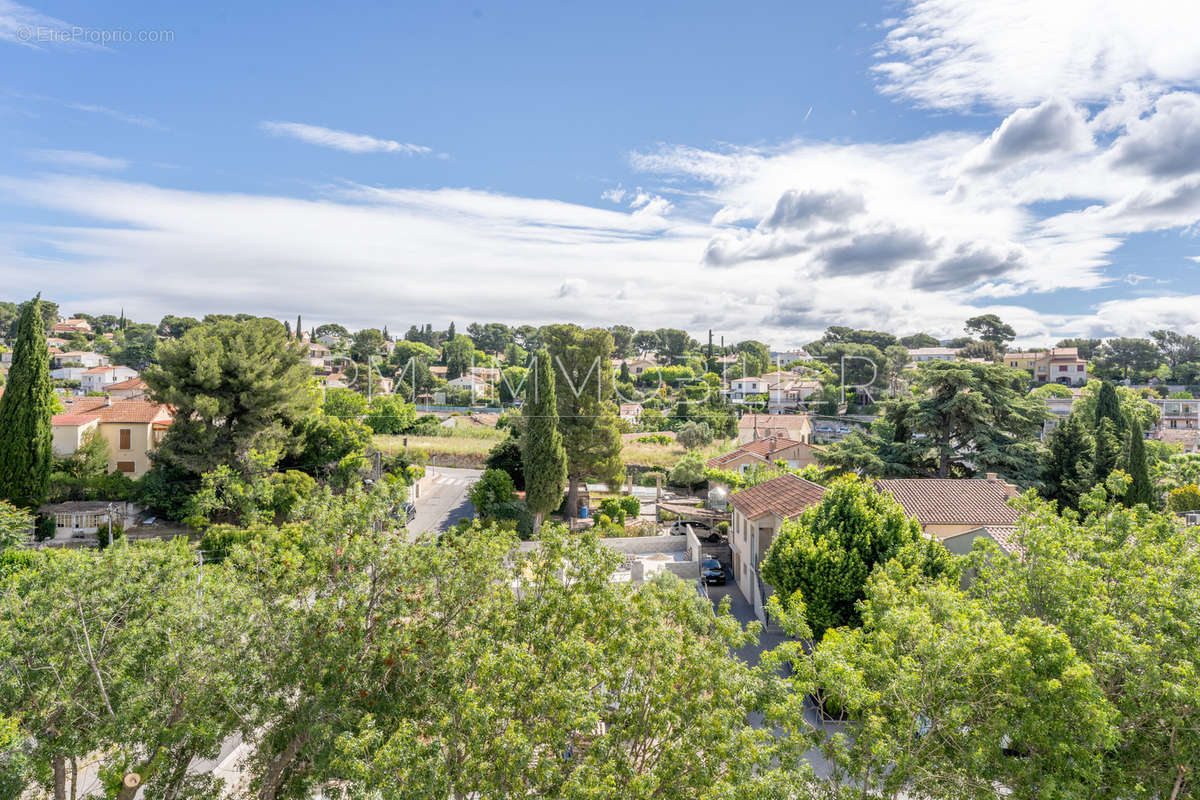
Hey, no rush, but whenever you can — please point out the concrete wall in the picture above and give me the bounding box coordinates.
[51,419,97,457]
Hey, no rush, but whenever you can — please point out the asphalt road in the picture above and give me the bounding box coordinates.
[408,467,481,537]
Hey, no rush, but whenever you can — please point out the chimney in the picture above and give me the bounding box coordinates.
[104,395,113,407]
[985,472,998,481]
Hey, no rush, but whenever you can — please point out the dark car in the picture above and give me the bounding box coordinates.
[403,502,417,522]
[670,519,711,535]
[701,558,726,585]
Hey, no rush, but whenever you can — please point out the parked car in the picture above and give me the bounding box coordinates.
[701,558,726,585]
[670,519,710,535]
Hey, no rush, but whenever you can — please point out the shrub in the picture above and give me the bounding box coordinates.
[636,434,674,446]
[676,420,714,450]
[667,452,707,488]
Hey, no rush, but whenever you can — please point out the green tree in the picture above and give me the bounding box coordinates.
[0,295,54,508]
[667,451,706,487]
[1167,484,1200,513]
[963,313,1016,348]
[362,393,415,434]
[521,350,567,533]
[793,562,1116,799]
[676,420,713,449]
[1094,380,1125,433]
[0,499,31,549]
[349,327,386,364]
[1125,429,1155,507]
[441,333,474,379]
[1092,417,1123,488]
[469,467,516,518]
[143,317,315,476]
[899,332,939,349]
[542,324,624,515]
[761,476,955,639]
[1041,413,1095,510]
[1095,337,1162,381]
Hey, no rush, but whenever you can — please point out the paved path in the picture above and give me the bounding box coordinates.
[409,467,481,536]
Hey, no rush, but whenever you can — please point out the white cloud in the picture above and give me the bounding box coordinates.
[0,0,96,49]
[65,102,162,129]
[875,0,1200,111]
[27,149,128,171]
[960,98,1092,173]
[259,121,433,156]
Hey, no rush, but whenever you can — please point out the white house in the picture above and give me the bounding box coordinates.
[80,366,139,393]
[907,347,959,363]
[52,351,109,369]
[728,376,771,401]
[50,366,88,382]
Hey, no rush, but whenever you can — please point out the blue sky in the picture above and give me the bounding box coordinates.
[2,0,1200,345]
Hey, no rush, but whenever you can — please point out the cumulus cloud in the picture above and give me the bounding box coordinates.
[760,189,865,230]
[911,242,1026,291]
[259,121,433,155]
[961,98,1092,172]
[816,228,937,277]
[1111,92,1200,178]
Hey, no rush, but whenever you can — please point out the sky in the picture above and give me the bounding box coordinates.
[2,0,1200,347]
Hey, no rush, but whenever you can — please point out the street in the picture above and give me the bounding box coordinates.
[408,467,481,537]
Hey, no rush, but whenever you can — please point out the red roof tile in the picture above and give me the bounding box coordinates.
[874,478,1020,526]
[728,473,826,519]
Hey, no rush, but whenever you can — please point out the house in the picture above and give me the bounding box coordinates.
[46,337,70,349]
[874,477,1021,555]
[758,371,821,410]
[614,356,658,377]
[619,403,643,424]
[323,372,349,389]
[38,501,131,541]
[107,377,149,400]
[52,351,109,369]
[307,341,332,360]
[429,365,449,380]
[50,366,88,382]
[908,347,959,363]
[447,373,490,397]
[51,318,92,335]
[80,365,139,393]
[728,376,771,401]
[51,397,172,477]
[707,435,822,474]
[769,349,812,364]
[737,413,812,444]
[1150,397,1200,432]
[470,366,502,382]
[728,473,827,622]
[1006,347,1088,386]
[1040,390,1082,438]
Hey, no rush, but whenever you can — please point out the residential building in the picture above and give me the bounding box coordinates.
[1006,347,1088,386]
[51,397,172,477]
[728,473,826,622]
[875,477,1021,555]
[447,373,490,397]
[908,347,959,363]
[1041,390,1082,438]
[107,376,149,400]
[80,365,139,393]
[1150,397,1200,432]
[619,403,643,424]
[736,413,812,444]
[38,500,132,541]
[50,366,88,382]
[52,351,109,369]
[613,356,658,377]
[706,435,822,474]
[728,375,771,401]
[51,318,92,335]
[769,348,812,364]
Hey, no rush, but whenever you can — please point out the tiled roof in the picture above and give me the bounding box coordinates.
[53,397,171,426]
[82,366,119,374]
[729,473,826,519]
[707,435,804,468]
[982,525,1022,555]
[106,377,147,391]
[875,478,1020,526]
[738,413,810,431]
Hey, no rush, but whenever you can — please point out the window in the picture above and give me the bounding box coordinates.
[55,513,72,528]
[119,428,131,449]
[1059,365,1068,372]
[116,461,135,473]
[1077,365,1084,371]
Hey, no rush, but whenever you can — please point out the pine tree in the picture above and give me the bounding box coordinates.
[1041,413,1094,510]
[1125,428,1155,507]
[0,296,55,508]
[522,350,568,534]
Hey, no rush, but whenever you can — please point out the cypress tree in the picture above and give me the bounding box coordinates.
[1125,427,1155,507]
[296,314,302,340]
[1094,382,1124,433]
[0,296,55,508]
[1092,417,1122,489]
[522,349,568,535]
[1041,413,1095,511]
[284,320,292,338]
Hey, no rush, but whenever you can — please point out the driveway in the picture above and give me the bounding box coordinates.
[408,467,481,537]
[708,581,839,781]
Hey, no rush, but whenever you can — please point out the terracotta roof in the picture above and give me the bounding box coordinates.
[51,412,101,426]
[707,435,804,468]
[82,366,120,374]
[738,413,810,431]
[728,473,826,519]
[874,478,1020,526]
[982,525,1022,555]
[53,397,171,425]
[106,377,147,391]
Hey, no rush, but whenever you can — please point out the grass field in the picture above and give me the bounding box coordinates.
[375,428,735,470]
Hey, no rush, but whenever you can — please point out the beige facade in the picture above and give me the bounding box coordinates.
[51,399,172,477]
